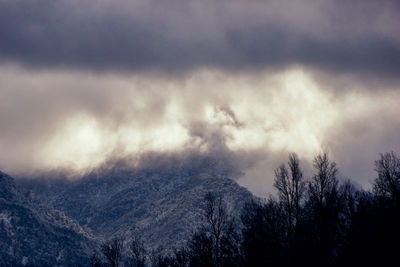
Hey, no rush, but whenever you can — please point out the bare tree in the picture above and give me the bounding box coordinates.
[339,179,359,226]
[373,151,400,202]
[308,152,338,207]
[274,153,305,243]
[101,236,124,267]
[203,192,228,267]
[129,235,146,267]
[307,153,341,265]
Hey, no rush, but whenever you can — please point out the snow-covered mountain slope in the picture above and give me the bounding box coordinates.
[20,155,255,254]
[0,171,97,266]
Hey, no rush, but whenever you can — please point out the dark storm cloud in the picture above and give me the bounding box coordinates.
[1,0,400,197]
[0,0,399,76]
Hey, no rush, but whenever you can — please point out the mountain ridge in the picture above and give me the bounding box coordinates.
[0,170,97,266]
[18,155,255,254]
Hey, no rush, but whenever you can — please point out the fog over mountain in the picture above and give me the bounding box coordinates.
[1,0,399,196]
[18,152,254,255]
[1,1,400,266]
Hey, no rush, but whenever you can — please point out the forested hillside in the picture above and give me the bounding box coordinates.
[3,151,400,266]
[0,171,97,266]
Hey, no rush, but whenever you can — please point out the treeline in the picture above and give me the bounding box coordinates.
[91,152,400,267]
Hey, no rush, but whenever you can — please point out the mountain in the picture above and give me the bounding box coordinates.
[0,171,97,266]
[19,154,255,254]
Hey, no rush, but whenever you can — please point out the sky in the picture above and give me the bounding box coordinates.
[1,0,399,196]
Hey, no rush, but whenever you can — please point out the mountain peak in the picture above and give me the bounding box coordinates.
[20,161,254,255]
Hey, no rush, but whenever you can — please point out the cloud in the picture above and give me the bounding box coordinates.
[1,64,399,197]
[0,0,399,77]
[1,0,399,196]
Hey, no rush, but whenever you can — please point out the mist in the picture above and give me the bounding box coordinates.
[1,0,399,196]
[0,64,398,196]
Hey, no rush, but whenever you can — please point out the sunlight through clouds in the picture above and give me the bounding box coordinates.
[1,61,399,189]
[27,67,370,173]
[40,114,114,170]
[225,69,338,159]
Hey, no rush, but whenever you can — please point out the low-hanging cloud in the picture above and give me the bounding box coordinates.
[1,0,400,197]
[1,64,400,196]
[0,0,399,77]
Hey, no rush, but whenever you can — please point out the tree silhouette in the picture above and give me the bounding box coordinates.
[203,192,228,266]
[101,236,124,267]
[241,199,286,266]
[174,192,242,267]
[116,151,400,267]
[129,236,146,267]
[373,151,400,202]
[308,153,339,207]
[306,153,342,265]
[273,153,305,246]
